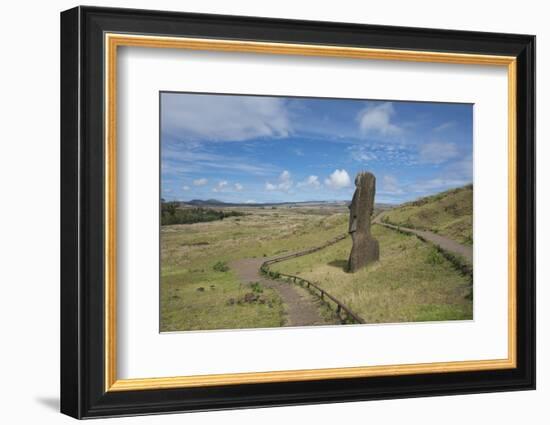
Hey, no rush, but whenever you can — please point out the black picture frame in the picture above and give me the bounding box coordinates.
[61,5,535,419]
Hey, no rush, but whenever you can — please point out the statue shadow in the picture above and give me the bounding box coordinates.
[327,259,349,272]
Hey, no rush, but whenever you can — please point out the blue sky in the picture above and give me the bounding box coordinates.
[161,92,473,205]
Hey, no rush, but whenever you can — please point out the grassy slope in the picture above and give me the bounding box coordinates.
[382,185,473,245]
[160,209,348,331]
[270,224,472,323]
[161,268,286,331]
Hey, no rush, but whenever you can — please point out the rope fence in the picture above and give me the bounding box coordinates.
[260,234,365,325]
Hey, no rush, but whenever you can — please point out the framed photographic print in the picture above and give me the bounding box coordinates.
[60,6,535,419]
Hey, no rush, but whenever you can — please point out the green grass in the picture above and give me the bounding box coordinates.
[161,267,286,331]
[270,224,472,324]
[160,207,349,331]
[382,185,473,245]
[161,203,473,331]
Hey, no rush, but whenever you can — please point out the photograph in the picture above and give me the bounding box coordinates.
[159,92,474,332]
[57,4,536,419]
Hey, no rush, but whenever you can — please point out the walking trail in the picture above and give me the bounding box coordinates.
[373,213,473,264]
[229,257,331,327]
[230,212,472,326]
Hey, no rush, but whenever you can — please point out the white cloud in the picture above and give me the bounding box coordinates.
[212,180,229,192]
[418,141,459,164]
[163,148,277,177]
[446,154,473,179]
[413,154,472,193]
[358,151,377,162]
[297,175,321,189]
[324,169,351,190]
[245,200,256,204]
[182,185,190,191]
[357,102,402,136]
[278,171,293,192]
[265,170,293,192]
[162,93,292,142]
[414,178,470,192]
[380,175,404,195]
[350,146,378,162]
[234,183,243,191]
[433,121,456,132]
[348,143,416,166]
[193,178,208,186]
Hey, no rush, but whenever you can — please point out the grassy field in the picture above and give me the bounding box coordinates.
[270,224,472,323]
[160,205,349,331]
[381,185,473,245]
[161,201,473,331]
[161,266,286,332]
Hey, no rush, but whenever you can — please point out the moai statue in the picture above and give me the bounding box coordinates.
[348,171,379,272]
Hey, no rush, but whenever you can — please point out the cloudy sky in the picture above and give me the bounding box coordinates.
[161,92,473,205]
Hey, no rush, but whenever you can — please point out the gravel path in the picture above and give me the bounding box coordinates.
[373,214,473,263]
[229,258,330,327]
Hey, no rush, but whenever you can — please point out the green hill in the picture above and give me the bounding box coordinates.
[381,184,473,245]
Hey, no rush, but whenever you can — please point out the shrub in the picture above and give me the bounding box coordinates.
[212,261,229,272]
[250,282,263,293]
[426,248,444,265]
[269,270,281,279]
[161,203,246,226]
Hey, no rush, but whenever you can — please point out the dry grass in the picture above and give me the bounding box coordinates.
[161,203,472,331]
[382,185,473,245]
[160,206,349,331]
[270,224,473,323]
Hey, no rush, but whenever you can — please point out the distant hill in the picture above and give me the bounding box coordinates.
[381,184,473,245]
[180,199,393,209]
[181,199,348,208]
[186,199,228,206]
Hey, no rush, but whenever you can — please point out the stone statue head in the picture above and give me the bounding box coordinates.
[355,172,367,187]
[348,171,376,235]
[347,171,379,271]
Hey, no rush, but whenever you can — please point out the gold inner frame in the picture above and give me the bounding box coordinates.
[104,33,517,392]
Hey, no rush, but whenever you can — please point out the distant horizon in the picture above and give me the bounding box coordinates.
[162,182,473,207]
[161,93,473,205]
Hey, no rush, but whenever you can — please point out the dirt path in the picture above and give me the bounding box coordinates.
[229,258,330,327]
[373,214,473,263]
